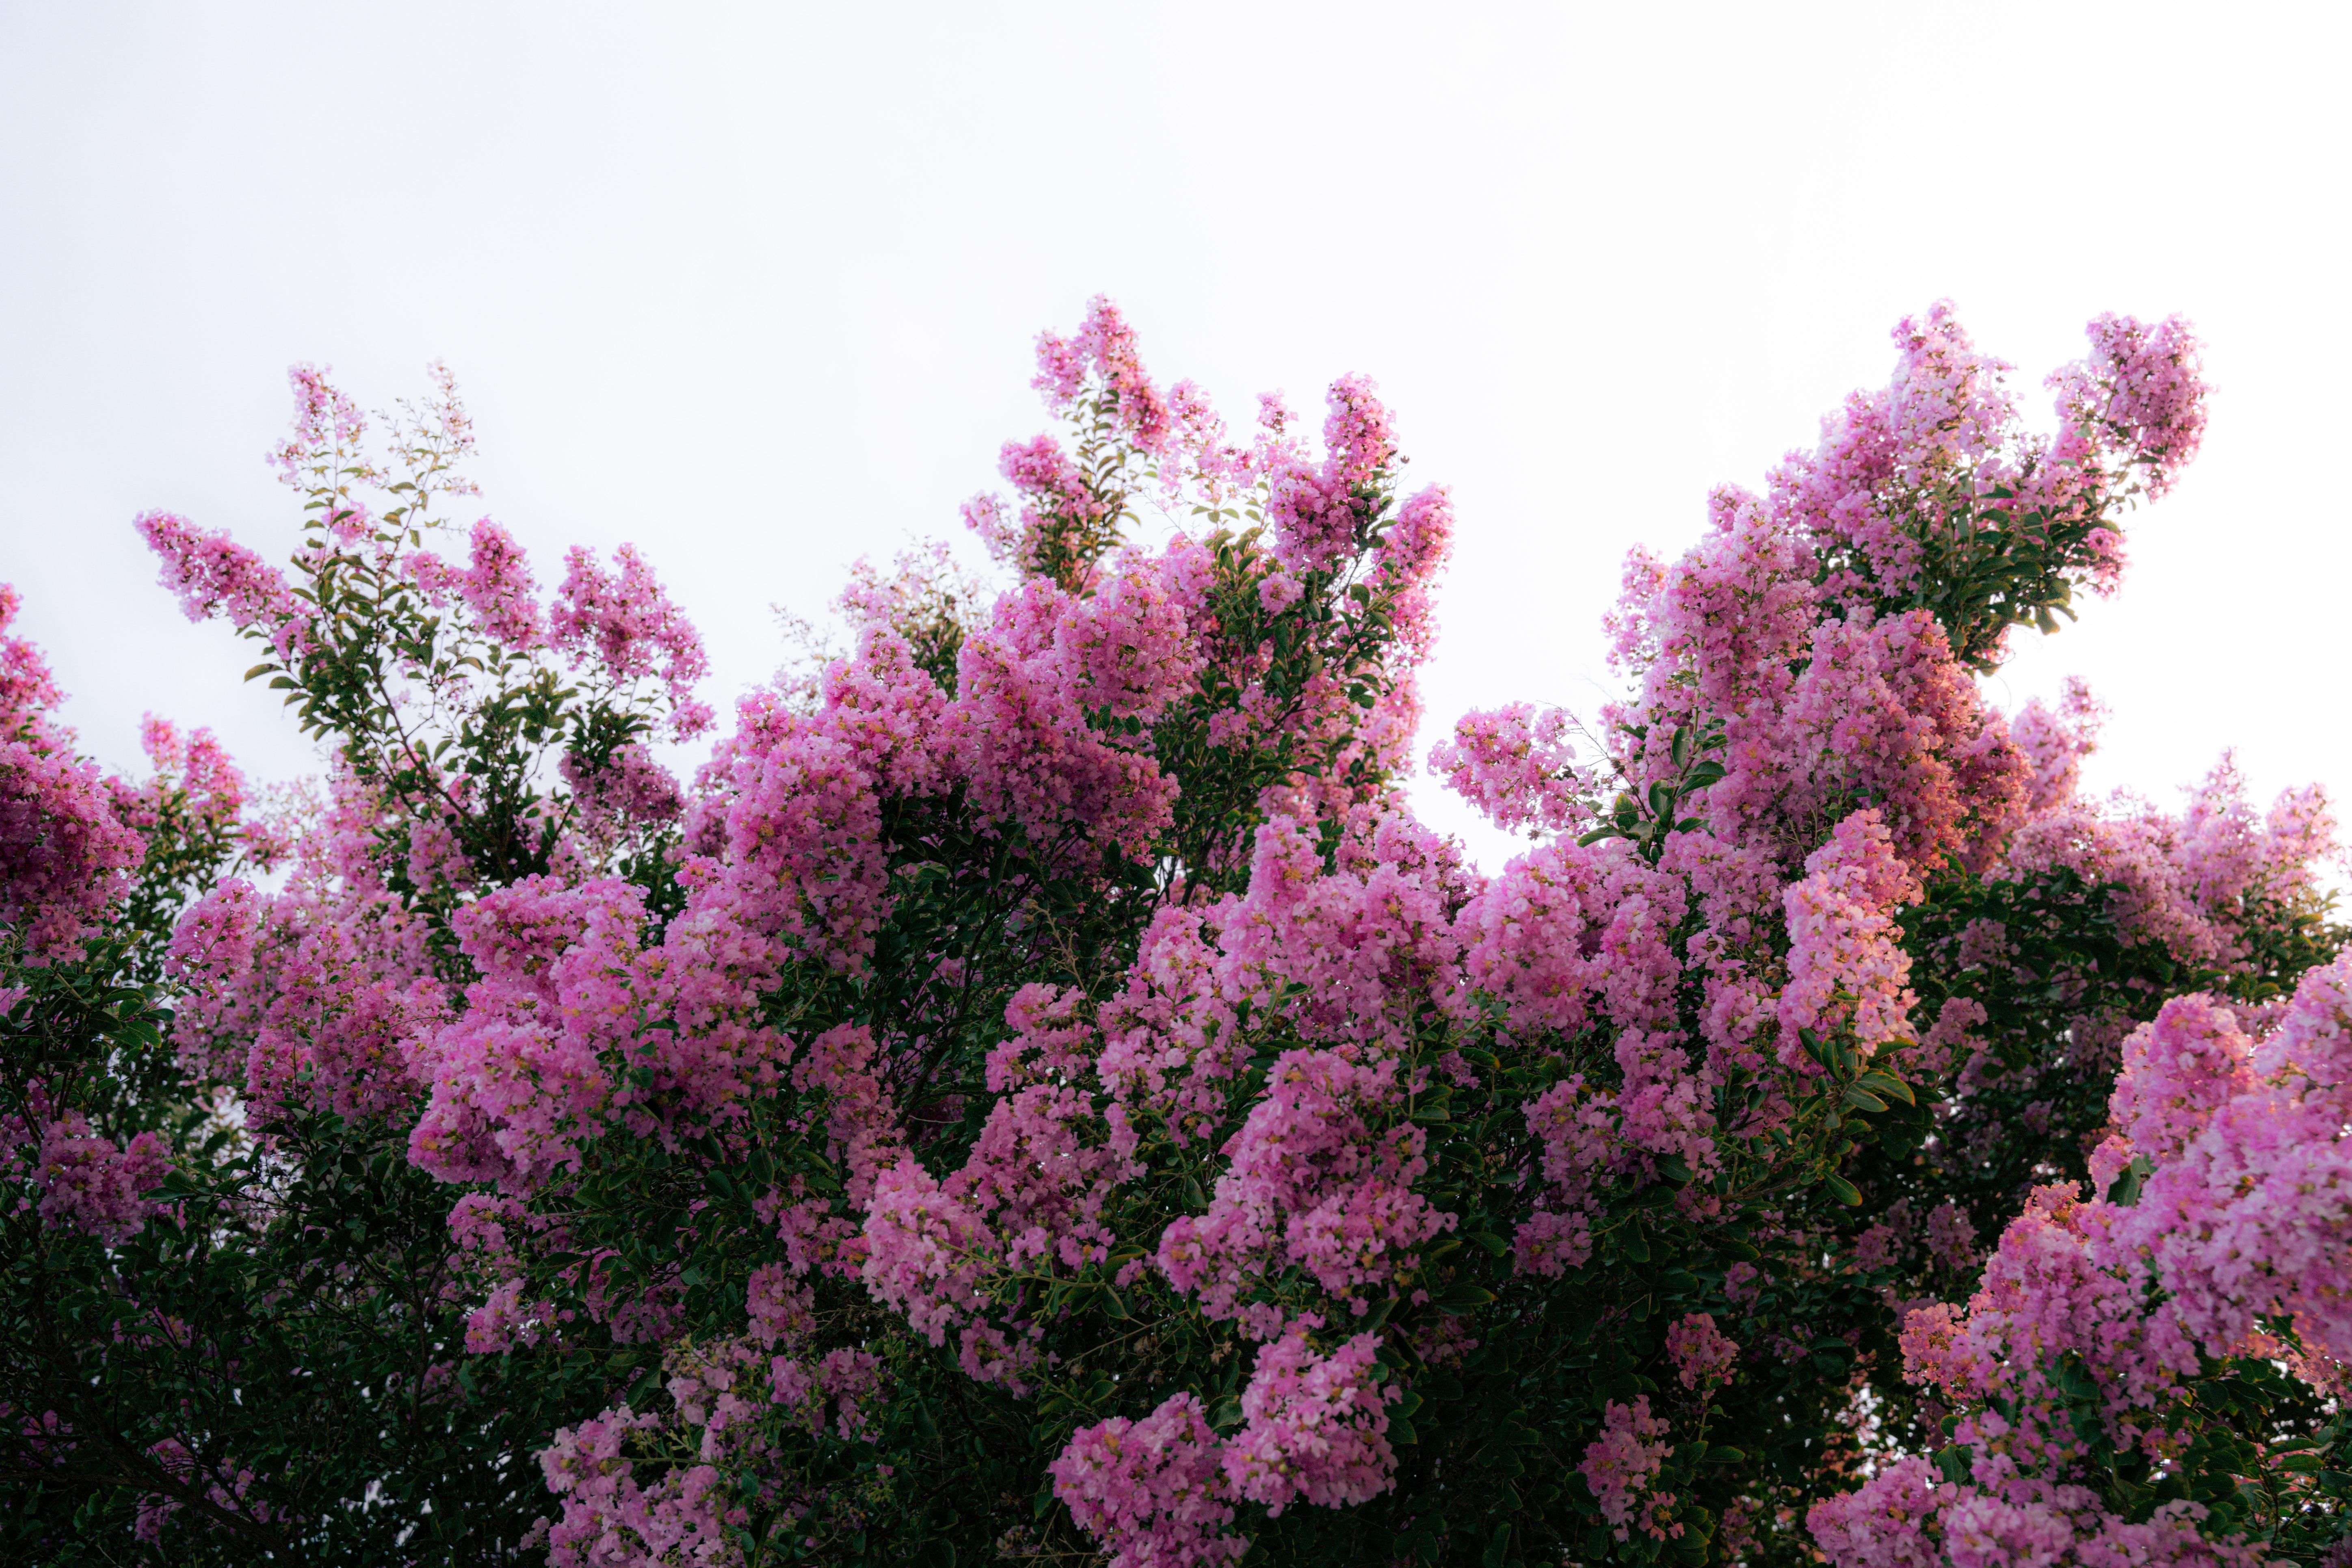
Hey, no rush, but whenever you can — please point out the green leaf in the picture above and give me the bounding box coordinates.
[1856,1070,1914,1105]
[2105,1153,2154,1208]
[1842,1085,1888,1113]
[1435,1281,1495,1313]
[1824,1173,1863,1206]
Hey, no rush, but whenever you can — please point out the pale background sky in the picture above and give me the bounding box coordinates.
[3,3,2344,875]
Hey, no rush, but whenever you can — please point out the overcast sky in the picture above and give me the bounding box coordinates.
[3,3,2344,872]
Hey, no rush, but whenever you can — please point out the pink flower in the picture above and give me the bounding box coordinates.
[1220,1323,1400,1514]
[1579,1396,1679,1542]
[1052,1394,1245,1568]
[135,510,309,655]
[549,543,712,738]
[28,1115,170,1242]
[1032,296,1173,454]
[1664,1311,1739,1393]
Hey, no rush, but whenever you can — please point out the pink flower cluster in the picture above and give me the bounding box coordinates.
[1664,1311,1739,1393]
[0,585,143,959]
[1579,1395,1679,1542]
[408,519,546,650]
[0,584,63,733]
[550,543,714,739]
[1812,949,2352,1565]
[1221,1323,1399,1512]
[0,738,142,962]
[1428,702,1588,838]
[1049,1322,1399,1566]
[126,714,247,833]
[267,361,368,484]
[1778,809,1924,1066]
[539,1293,887,1567]
[1156,1049,1452,1336]
[1049,1393,1246,1568]
[863,1049,1139,1391]
[1811,1457,2268,1568]
[135,510,309,659]
[1262,374,1397,574]
[1032,295,1173,454]
[560,742,685,842]
[2050,311,2209,499]
[1996,755,2337,975]
[6,1103,170,1244]
[169,856,449,1126]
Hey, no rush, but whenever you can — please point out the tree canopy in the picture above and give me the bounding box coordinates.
[2,299,2346,1566]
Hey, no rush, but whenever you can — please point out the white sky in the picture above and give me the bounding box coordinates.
[3,3,2345,875]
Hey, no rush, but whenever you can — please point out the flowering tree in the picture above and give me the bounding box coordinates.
[0,298,2343,1567]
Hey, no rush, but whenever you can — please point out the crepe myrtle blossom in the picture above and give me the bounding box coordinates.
[25,300,2343,1567]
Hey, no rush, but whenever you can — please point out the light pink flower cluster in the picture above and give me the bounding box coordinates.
[2050,311,2209,499]
[134,510,310,659]
[982,433,1110,578]
[408,519,546,650]
[267,361,368,484]
[550,544,714,739]
[537,1258,889,1565]
[1091,908,1250,1150]
[6,1103,170,1243]
[1996,756,2337,975]
[168,850,449,1125]
[1778,809,1924,1066]
[1156,1048,1453,1336]
[0,586,144,959]
[1031,295,1172,454]
[1455,834,1684,1040]
[560,742,685,842]
[119,715,248,842]
[941,552,1207,863]
[862,1042,1139,1391]
[0,738,142,962]
[1811,1456,2269,1568]
[1428,702,1588,838]
[1664,1311,1739,1393]
[410,865,908,1216]
[1812,949,2352,1565]
[0,584,63,730]
[1049,1393,1246,1568]
[405,875,653,1186]
[1049,1322,1400,1566]
[1221,1323,1400,1512]
[1262,375,1397,574]
[1579,1395,1679,1542]
[2009,676,2106,815]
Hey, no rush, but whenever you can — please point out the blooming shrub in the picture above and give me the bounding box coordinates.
[0,296,2343,1567]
